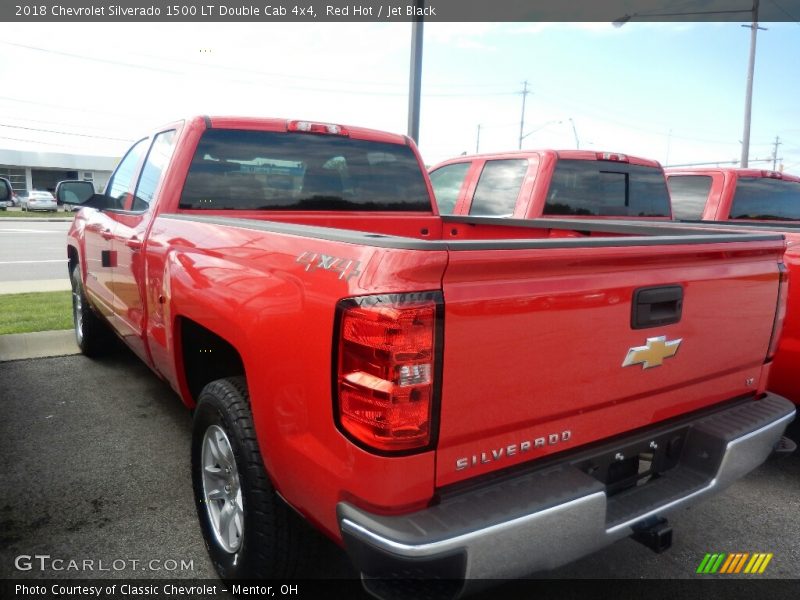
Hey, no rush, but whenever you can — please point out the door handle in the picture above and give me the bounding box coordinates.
[101,229,114,240]
[631,285,683,329]
[126,237,142,250]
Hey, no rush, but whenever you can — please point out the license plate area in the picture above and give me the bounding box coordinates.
[574,428,689,496]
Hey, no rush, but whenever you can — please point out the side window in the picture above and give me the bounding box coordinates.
[132,130,178,212]
[469,159,527,216]
[667,175,713,220]
[429,162,470,215]
[105,139,149,209]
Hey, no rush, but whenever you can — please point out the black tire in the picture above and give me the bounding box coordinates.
[191,377,319,579]
[70,265,113,357]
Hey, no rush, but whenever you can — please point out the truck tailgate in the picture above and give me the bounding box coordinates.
[436,239,784,487]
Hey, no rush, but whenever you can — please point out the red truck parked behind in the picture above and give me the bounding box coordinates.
[428,150,672,220]
[429,152,800,412]
[62,119,794,596]
[666,168,800,406]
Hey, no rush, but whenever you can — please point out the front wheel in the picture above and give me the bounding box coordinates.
[191,377,319,579]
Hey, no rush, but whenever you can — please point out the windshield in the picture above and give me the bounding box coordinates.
[179,129,432,211]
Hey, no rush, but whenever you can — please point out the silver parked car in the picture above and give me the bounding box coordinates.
[22,190,57,212]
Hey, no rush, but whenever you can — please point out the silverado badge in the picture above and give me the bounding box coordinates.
[622,336,682,369]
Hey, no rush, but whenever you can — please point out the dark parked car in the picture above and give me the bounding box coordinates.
[0,177,13,209]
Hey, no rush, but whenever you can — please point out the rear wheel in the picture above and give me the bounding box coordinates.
[192,377,319,579]
[70,265,112,357]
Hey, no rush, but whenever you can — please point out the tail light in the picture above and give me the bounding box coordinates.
[334,292,442,453]
[767,264,789,361]
[761,170,783,179]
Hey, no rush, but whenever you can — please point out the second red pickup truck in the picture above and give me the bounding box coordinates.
[429,149,672,219]
[666,167,800,405]
[62,119,794,596]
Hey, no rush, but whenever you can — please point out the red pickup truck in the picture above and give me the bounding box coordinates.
[62,118,794,594]
[665,168,800,406]
[428,149,672,219]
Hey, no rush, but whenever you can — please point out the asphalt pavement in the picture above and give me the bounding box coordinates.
[1,350,799,588]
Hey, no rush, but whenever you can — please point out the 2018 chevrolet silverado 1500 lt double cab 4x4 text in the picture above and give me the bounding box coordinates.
[665,168,800,406]
[428,149,672,220]
[62,117,794,597]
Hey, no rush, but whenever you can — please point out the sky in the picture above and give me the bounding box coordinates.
[0,20,798,173]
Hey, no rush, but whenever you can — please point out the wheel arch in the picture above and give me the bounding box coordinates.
[175,316,246,408]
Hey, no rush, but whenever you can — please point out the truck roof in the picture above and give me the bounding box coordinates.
[665,166,800,183]
[170,115,411,146]
[431,149,661,169]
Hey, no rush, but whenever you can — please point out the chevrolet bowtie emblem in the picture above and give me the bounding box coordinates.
[622,336,682,369]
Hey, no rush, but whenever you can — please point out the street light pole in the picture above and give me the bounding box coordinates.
[740,0,763,168]
[612,6,758,169]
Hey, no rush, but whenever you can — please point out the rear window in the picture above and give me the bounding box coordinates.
[667,175,713,220]
[730,177,800,221]
[179,129,431,211]
[543,160,671,217]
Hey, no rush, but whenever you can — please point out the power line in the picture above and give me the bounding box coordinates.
[0,95,148,119]
[0,40,518,93]
[0,135,107,150]
[0,116,138,139]
[0,123,133,142]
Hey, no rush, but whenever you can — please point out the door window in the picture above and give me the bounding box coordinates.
[105,139,148,209]
[470,159,528,216]
[429,162,471,214]
[132,130,178,212]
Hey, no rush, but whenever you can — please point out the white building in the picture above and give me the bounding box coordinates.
[0,148,118,196]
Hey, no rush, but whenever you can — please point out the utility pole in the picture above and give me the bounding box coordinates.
[569,117,580,149]
[741,0,765,168]
[518,80,529,150]
[476,124,481,154]
[772,135,782,170]
[407,1,424,144]
[665,128,672,166]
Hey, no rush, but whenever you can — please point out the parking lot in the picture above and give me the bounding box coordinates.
[1,346,799,587]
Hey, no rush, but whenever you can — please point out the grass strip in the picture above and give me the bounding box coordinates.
[0,290,73,335]
[0,210,73,219]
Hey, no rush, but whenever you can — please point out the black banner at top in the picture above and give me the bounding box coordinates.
[3,0,800,22]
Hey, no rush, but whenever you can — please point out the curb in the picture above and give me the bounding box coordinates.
[0,279,72,295]
[0,330,79,362]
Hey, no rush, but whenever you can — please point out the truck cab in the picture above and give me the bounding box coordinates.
[429,150,672,220]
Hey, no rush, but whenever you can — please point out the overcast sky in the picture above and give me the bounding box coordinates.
[1,21,798,172]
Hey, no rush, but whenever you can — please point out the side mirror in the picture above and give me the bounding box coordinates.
[55,180,96,207]
[81,193,117,210]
